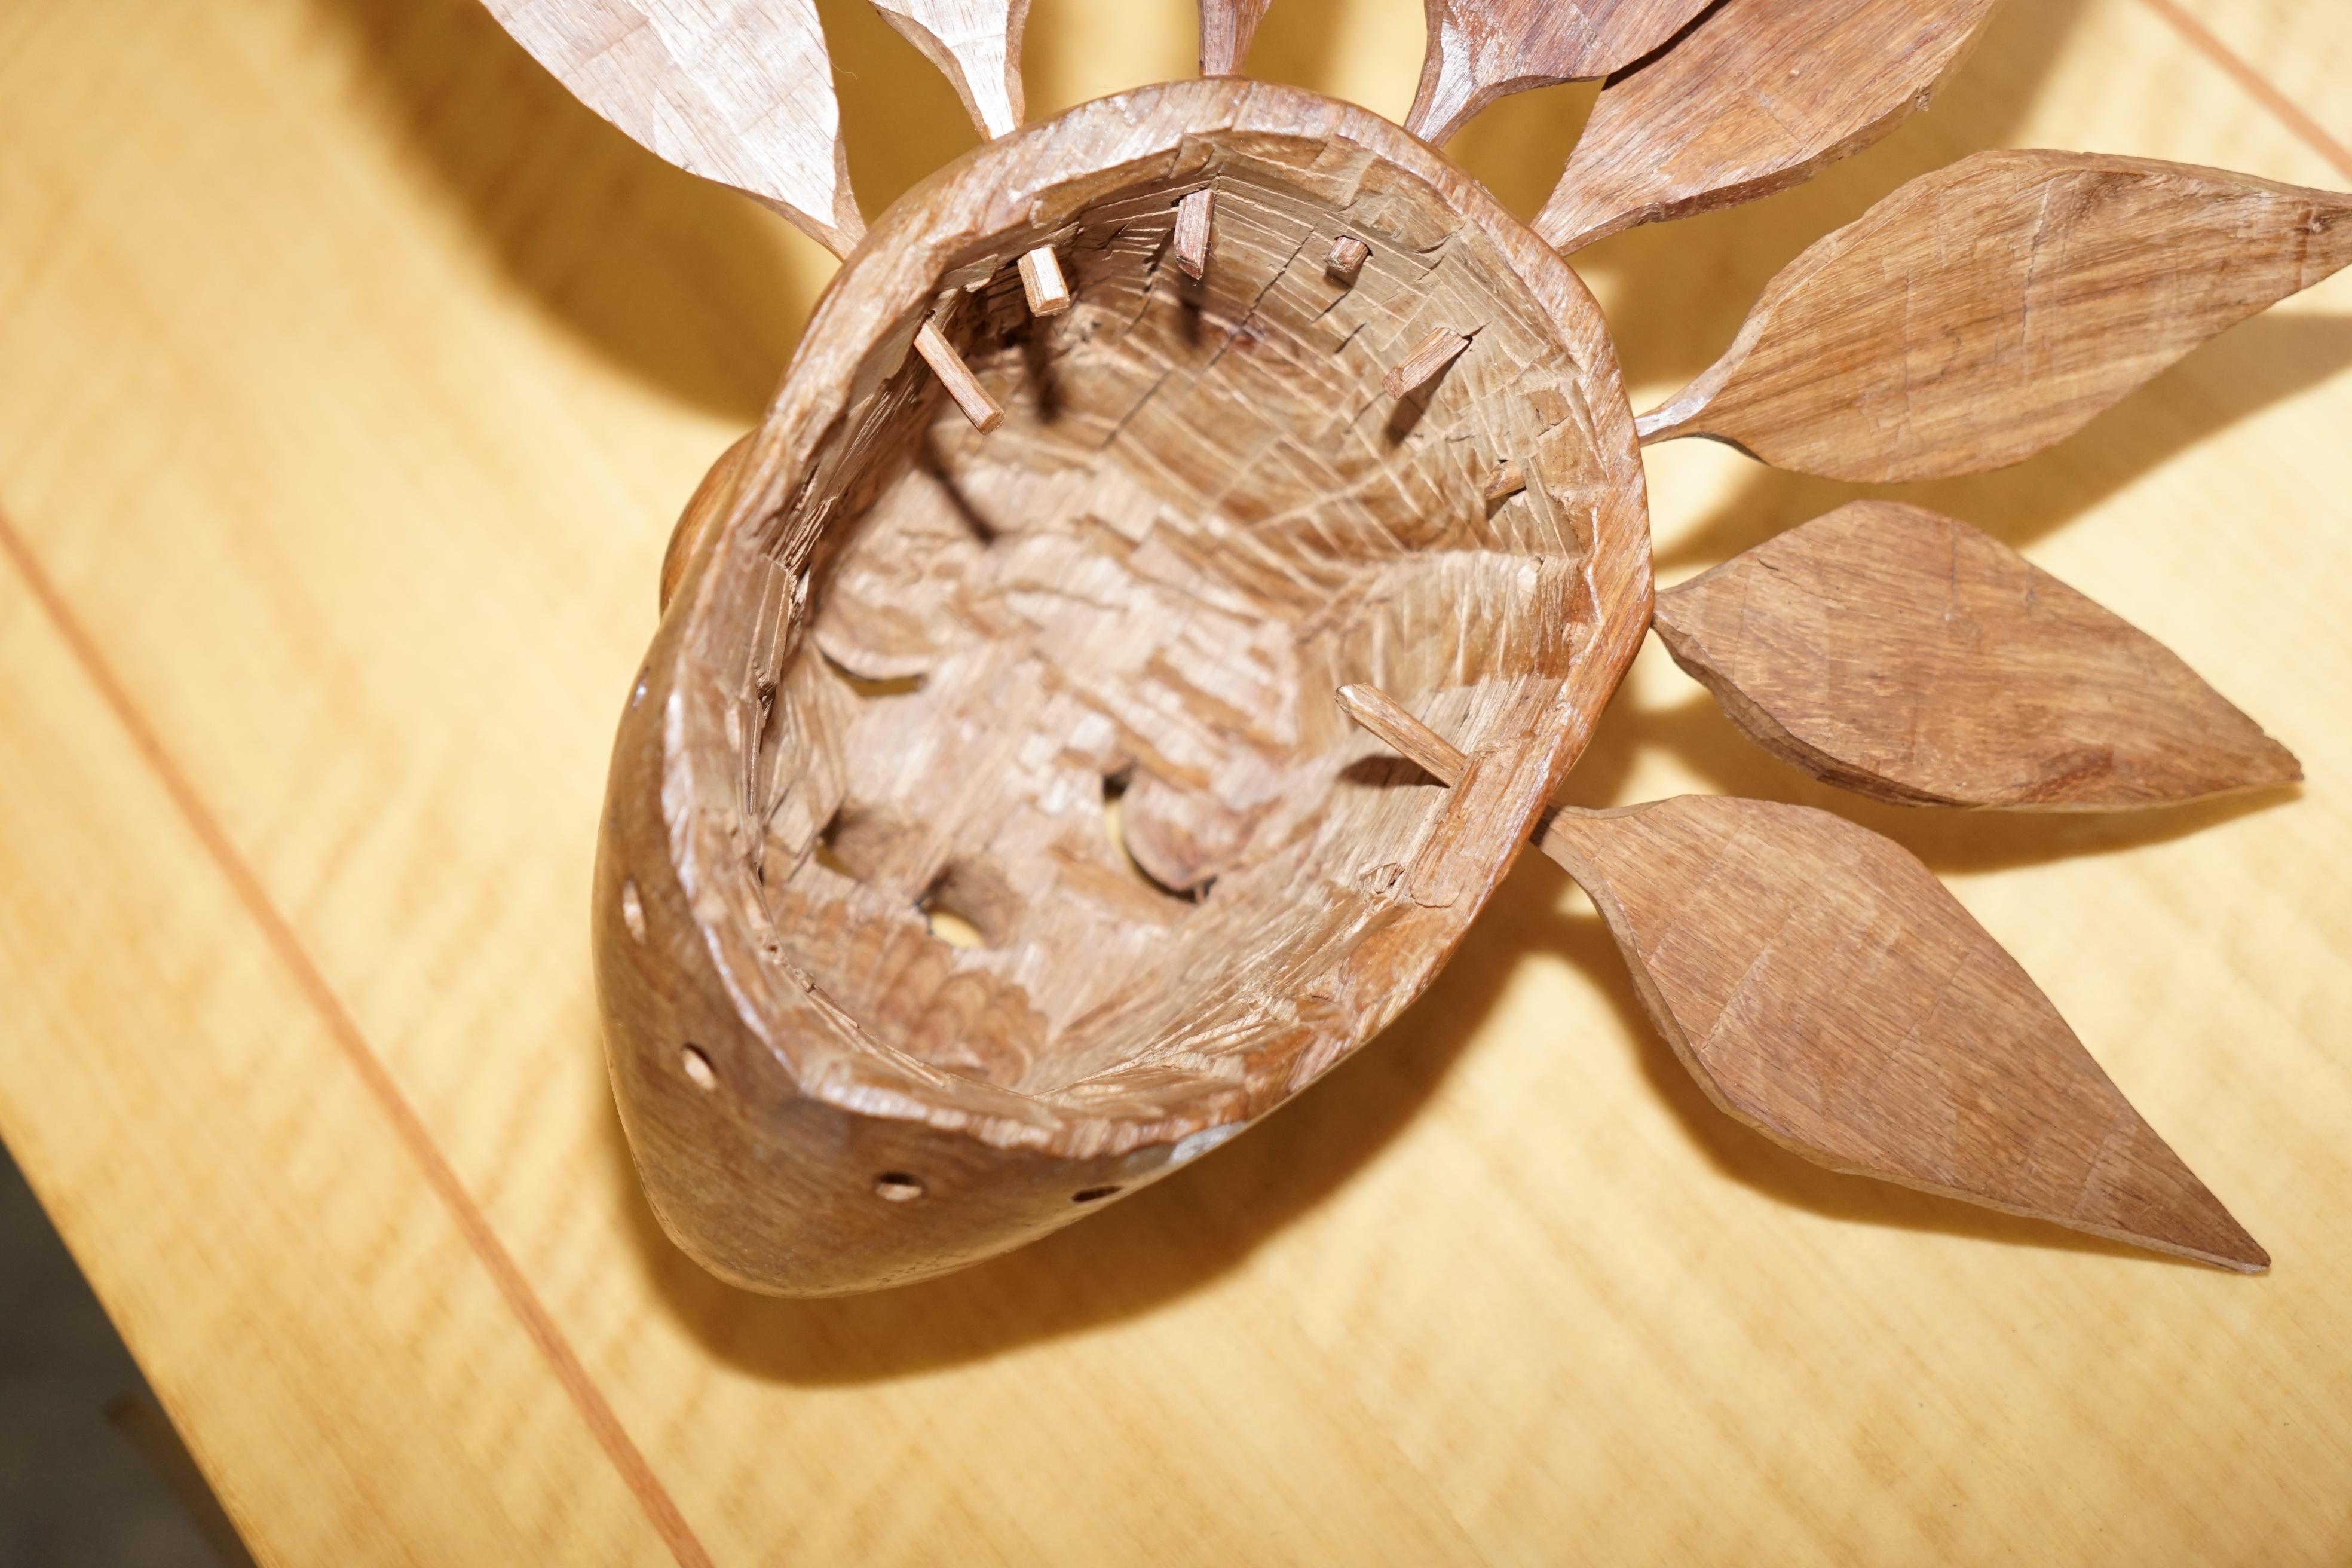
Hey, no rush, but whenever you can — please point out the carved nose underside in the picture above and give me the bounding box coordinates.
[594,84,1652,1294]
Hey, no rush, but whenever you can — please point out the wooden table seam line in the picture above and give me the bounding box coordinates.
[2133,0,2352,182]
[0,504,715,1568]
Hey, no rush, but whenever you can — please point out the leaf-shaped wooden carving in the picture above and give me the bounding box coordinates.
[1404,0,1713,146]
[1654,502,2303,808]
[1199,0,1271,76]
[1639,152,2352,482]
[1541,797,2268,1272]
[1533,0,1997,253]
[869,0,1031,139]
[486,0,864,255]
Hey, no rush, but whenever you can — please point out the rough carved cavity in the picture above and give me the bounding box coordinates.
[705,144,1622,1134]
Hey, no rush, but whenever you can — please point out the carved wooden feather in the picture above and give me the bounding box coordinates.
[1334,684,2268,1273]
[1404,0,1713,146]
[1542,797,2269,1273]
[1639,152,2352,481]
[485,0,865,253]
[489,0,1007,423]
[1653,502,2303,808]
[868,0,1031,139]
[1535,0,1998,253]
[1199,0,1271,76]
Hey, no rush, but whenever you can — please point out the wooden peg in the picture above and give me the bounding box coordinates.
[1383,327,1470,398]
[1018,246,1071,316]
[1637,152,2352,482]
[1535,0,1999,253]
[1405,0,1713,146]
[1174,189,1215,280]
[1325,234,1370,284]
[1336,684,1466,782]
[1482,460,1526,501]
[1334,684,2268,1272]
[913,320,1004,433]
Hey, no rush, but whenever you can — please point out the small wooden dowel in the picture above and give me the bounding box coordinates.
[1337,681,1570,858]
[1174,189,1214,280]
[1336,684,1468,785]
[1383,327,1469,398]
[913,320,1004,433]
[1018,246,1071,316]
[1325,234,1370,284]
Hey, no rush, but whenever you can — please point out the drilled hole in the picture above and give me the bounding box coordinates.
[1101,772,1210,905]
[813,807,859,880]
[874,1172,927,1203]
[620,878,647,942]
[918,858,1018,948]
[1071,1185,1122,1204]
[678,1045,718,1091]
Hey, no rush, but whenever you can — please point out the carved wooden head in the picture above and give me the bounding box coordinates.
[491,0,2345,1293]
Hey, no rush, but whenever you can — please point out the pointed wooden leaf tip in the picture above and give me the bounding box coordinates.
[1198,0,1272,76]
[867,0,1030,139]
[1535,0,1998,253]
[1540,797,2268,1272]
[1405,0,1712,146]
[485,0,863,255]
[1653,502,2303,808]
[1639,151,2352,481]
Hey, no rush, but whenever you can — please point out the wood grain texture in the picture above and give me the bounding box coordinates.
[485,0,865,253]
[1638,151,2352,481]
[1197,0,1270,76]
[1539,797,2270,1272]
[1405,0,1711,146]
[1653,501,2304,809]
[1172,186,1214,278]
[610,76,1653,1294]
[1534,0,1998,253]
[1382,324,1471,396]
[866,0,1030,137]
[1335,687,2264,1270]
[10,1,2352,1561]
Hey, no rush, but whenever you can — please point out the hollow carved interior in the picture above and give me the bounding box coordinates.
[729,150,1618,1126]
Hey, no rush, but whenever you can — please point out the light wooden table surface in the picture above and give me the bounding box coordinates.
[4,1,2349,1563]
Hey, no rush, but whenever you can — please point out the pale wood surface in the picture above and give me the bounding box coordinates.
[4,0,2352,1564]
